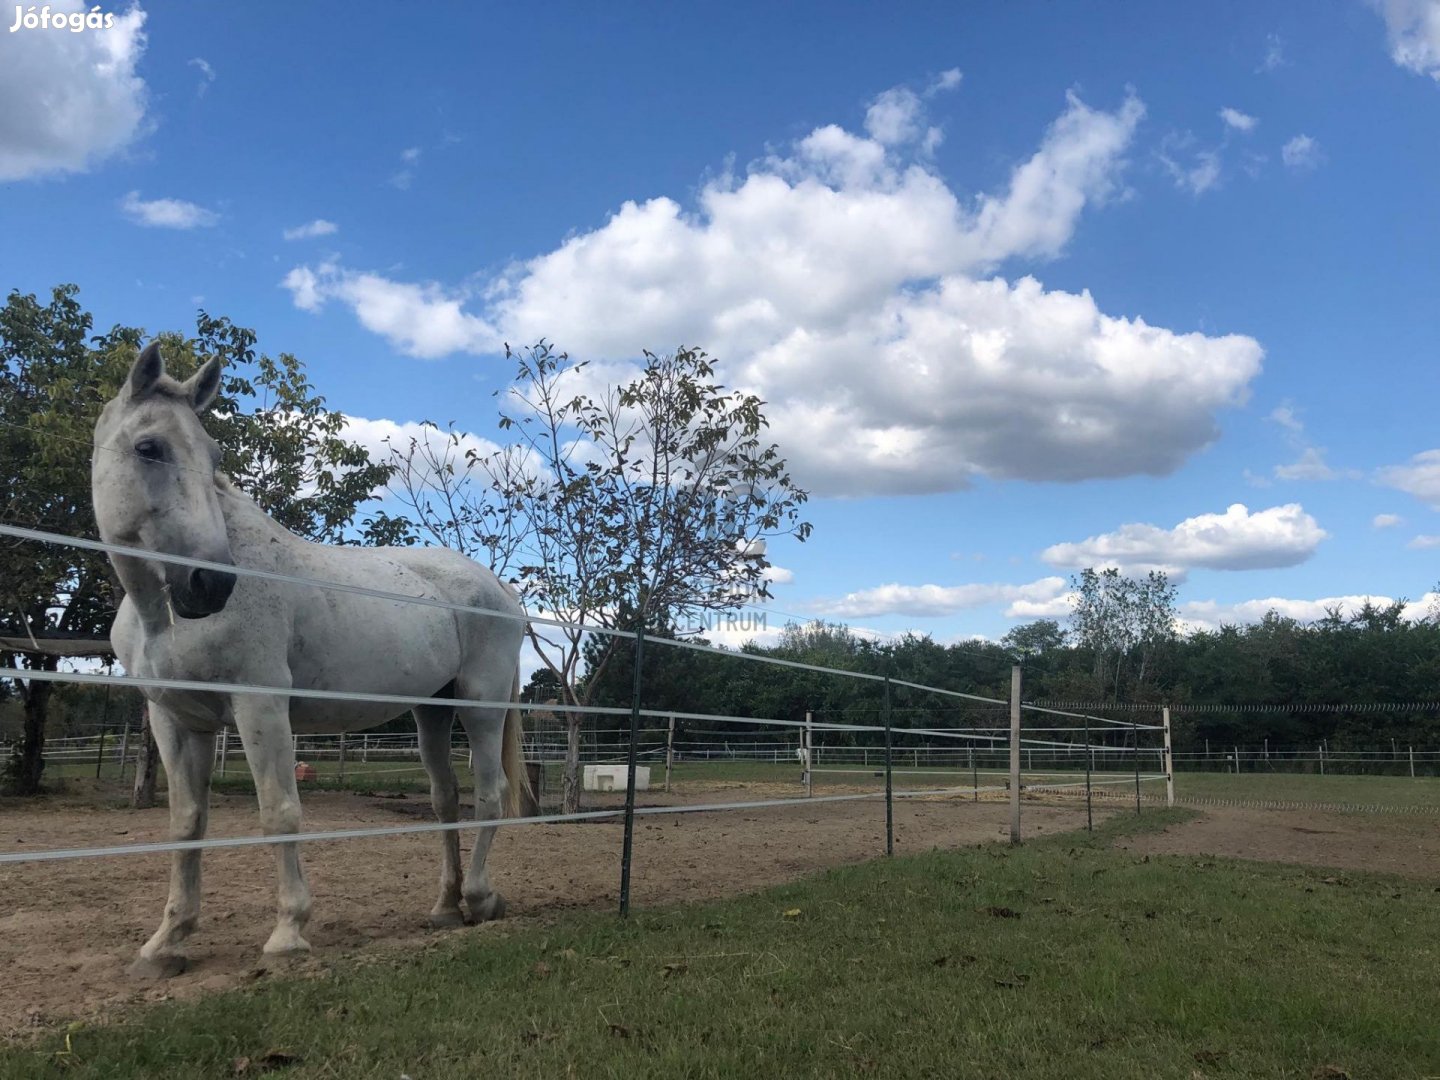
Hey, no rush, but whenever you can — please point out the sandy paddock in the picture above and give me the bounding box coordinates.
[0,781,1432,1037]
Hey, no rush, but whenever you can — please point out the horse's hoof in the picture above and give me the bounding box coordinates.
[467,892,506,923]
[128,953,187,980]
[262,932,312,959]
[428,909,466,930]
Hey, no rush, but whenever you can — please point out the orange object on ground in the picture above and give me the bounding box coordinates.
[294,762,316,781]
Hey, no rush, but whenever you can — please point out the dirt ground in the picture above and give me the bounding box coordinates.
[0,782,1433,1038]
[1120,803,1440,881]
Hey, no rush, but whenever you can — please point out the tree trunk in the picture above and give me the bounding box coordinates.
[5,653,57,795]
[131,707,159,809]
[562,711,583,815]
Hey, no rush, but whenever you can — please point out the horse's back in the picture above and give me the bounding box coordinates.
[277,540,524,723]
[375,544,522,618]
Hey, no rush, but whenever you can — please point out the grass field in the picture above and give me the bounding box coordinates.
[3,808,1436,1079]
[43,754,1440,810]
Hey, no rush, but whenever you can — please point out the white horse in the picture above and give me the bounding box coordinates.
[91,343,529,978]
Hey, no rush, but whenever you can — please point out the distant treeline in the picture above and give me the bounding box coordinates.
[11,600,1439,754]
[573,603,1440,752]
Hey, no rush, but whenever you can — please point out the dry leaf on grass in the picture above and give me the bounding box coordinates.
[232,1050,302,1075]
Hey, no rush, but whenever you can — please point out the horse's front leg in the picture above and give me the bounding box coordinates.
[130,709,214,979]
[234,695,311,958]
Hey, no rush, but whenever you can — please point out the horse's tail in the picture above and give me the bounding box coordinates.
[502,670,531,818]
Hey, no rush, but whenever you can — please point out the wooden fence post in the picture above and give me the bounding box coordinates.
[1009,664,1021,846]
[804,711,813,798]
[664,714,675,793]
[1162,706,1174,808]
[117,722,131,782]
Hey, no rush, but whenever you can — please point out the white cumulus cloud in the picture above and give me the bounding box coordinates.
[340,415,499,474]
[1274,447,1353,481]
[1266,401,1353,481]
[1181,592,1428,633]
[1219,107,1258,132]
[0,1,150,181]
[1042,503,1327,576]
[1378,449,1440,508]
[119,190,218,229]
[1373,513,1404,528]
[1371,0,1440,80]
[1258,33,1287,73]
[390,146,421,189]
[188,56,214,96]
[1158,139,1222,195]
[286,84,1264,496]
[283,261,497,356]
[283,219,338,241]
[865,87,927,146]
[815,577,1069,619]
[1281,134,1323,170]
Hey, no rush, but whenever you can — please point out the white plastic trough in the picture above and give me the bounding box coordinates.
[583,764,650,792]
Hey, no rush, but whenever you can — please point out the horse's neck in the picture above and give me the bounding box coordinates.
[216,476,301,548]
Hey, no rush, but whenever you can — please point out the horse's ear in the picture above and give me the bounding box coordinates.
[128,342,164,399]
[185,356,223,414]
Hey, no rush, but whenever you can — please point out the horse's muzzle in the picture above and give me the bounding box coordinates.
[173,567,237,618]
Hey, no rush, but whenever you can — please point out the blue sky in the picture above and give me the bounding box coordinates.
[4,0,1440,648]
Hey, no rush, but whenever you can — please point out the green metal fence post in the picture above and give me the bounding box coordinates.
[1133,720,1141,815]
[618,628,645,918]
[94,681,113,779]
[883,676,893,856]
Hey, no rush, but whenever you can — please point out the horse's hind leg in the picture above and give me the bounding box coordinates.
[130,708,214,979]
[455,679,513,923]
[414,703,465,928]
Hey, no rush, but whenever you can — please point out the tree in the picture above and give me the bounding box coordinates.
[1132,571,1179,690]
[1001,619,1068,659]
[521,666,564,704]
[0,286,406,795]
[1,285,128,794]
[389,342,812,812]
[1068,568,1177,700]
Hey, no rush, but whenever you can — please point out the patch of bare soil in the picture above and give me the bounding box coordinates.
[0,781,1092,1038]
[1118,804,1440,881]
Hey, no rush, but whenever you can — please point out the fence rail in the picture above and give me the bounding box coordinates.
[19,731,1436,772]
[0,520,1158,909]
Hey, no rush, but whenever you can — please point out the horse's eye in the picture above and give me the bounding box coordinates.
[134,439,163,462]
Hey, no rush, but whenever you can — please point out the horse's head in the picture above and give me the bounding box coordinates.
[92,342,238,619]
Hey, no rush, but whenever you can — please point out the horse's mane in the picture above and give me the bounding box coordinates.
[134,373,194,404]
